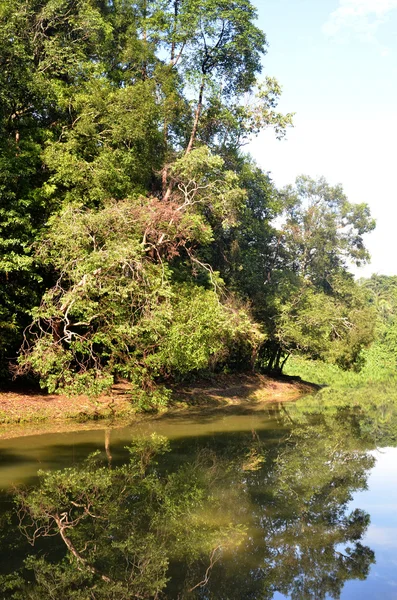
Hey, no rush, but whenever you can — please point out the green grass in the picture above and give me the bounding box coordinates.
[285,341,397,389]
[284,350,397,447]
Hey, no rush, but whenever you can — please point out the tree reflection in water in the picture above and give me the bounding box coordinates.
[188,411,375,600]
[0,410,376,599]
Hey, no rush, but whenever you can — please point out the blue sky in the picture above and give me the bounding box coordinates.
[249,0,397,277]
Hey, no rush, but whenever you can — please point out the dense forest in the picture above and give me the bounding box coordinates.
[0,0,381,403]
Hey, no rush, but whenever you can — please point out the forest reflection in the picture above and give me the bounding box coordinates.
[0,407,378,599]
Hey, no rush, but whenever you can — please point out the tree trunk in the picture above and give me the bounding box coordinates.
[162,78,205,202]
[185,78,205,155]
[142,0,148,80]
[280,352,290,372]
[274,348,282,373]
[171,0,179,64]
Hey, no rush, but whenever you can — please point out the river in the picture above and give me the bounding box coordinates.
[0,400,396,599]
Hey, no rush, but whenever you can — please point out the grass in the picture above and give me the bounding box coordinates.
[284,350,397,428]
[283,350,397,448]
[285,341,397,389]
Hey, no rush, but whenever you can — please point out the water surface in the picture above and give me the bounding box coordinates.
[0,401,396,599]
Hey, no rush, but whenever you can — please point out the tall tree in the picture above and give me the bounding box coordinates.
[259,176,376,372]
[0,0,293,390]
[281,175,375,287]
[161,0,293,196]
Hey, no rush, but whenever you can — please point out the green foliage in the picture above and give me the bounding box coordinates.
[282,175,375,278]
[259,177,375,372]
[16,192,262,396]
[145,285,263,377]
[0,0,376,391]
[276,276,375,369]
[5,435,248,599]
[284,275,397,421]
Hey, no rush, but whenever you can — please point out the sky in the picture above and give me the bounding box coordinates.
[249,0,397,277]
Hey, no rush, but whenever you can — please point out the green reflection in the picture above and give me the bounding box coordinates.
[174,412,376,599]
[0,408,377,599]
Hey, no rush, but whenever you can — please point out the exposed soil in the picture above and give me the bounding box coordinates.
[0,373,318,439]
[172,373,316,405]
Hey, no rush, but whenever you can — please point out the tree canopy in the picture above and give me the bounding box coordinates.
[0,0,376,398]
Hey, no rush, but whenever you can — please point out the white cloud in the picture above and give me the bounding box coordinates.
[365,525,397,549]
[323,0,397,39]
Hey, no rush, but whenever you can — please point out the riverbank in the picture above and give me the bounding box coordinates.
[0,373,317,439]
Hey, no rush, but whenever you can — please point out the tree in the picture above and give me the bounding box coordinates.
[226,175,376,373]
[170,0,267,154]
[355,275,397,378]
[161,0,293,196]
[281,175,375,286]
[0,0,292,388]
[274,275,376,370]
[16,151,263,397]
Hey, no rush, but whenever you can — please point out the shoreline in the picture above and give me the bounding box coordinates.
[0,373,318,440]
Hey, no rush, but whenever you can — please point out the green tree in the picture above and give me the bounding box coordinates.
[281,175,375,285]
[355,275,397,377]
[16,152,262,396]
[257,176,376,372]
[0,0,292,388]
[274,276,376,370]
[161,0,293,196]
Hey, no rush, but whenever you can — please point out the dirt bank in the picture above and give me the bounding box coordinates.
[0,373,317,439]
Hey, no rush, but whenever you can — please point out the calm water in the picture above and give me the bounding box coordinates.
[0,402,397,599]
